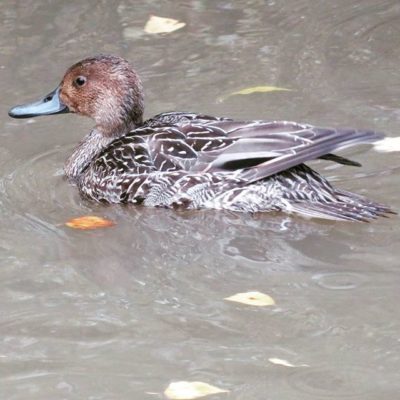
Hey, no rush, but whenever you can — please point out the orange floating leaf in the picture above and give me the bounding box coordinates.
[65,215,115,230]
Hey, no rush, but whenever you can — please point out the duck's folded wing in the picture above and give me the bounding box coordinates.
[186,121,383,173]
[228,127,383,182]
[145,120,383,175]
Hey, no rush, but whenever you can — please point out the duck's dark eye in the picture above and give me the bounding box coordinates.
[75,76,87,87]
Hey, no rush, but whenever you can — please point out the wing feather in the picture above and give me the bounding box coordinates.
[141,114,383,176]
[237,128,383,182]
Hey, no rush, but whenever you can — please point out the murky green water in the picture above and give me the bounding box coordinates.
[1,1,400,399]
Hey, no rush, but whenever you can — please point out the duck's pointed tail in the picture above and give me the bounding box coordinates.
[287,189,395,222]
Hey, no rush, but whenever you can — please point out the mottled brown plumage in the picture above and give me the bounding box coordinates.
[8,54,394,221]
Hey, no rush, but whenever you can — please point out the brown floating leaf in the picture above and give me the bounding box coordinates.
[164,381,229,399]
[224,291,275,306]
[217,85,292,103]
[65,216,115,230]
[144,15,186,34]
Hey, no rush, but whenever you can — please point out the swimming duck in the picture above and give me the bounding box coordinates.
[9,54,393,221]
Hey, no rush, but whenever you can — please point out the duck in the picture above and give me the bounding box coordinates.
[8,54,393,221]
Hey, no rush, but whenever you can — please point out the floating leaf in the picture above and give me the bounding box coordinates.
[218,85,291,103]
[65,216,115,230]
[268,358,309,367]
[144,15,186,34]
[164,381,229,399]
[374,136,400,153]
[224,291,275,306]
[268,358,295,367]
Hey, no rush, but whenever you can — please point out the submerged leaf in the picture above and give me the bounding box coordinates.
[218,85,291,102]
[224,291,275,306]
[65,216,115,230]
[144,15,186,34]
[164,381,229,399]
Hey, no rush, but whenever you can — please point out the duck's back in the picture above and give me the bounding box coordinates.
[77,112,391,221]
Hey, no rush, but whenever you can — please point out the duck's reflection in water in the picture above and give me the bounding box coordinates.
[69,207,334,295]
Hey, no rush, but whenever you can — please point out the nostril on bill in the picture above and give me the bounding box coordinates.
[44,95,53,103]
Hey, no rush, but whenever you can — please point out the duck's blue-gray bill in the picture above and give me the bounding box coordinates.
[8,87,69,119]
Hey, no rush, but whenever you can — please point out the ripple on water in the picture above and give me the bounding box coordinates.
[312,272,367,290]
[220,215,336,268]
[0,144,93,264]
[0,143,100,244]
[0,144,84,217]
[288,365,378,398]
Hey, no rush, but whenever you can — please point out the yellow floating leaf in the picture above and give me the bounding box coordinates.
[224,291,275,306]
[268,357,309,367]
[218,85,291,102]
[164,381,229,400]
[144,15,186,34]
[268,358,295,367]
[65,215,115,230]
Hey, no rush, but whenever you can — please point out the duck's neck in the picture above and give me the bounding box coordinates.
[64,121,139,180]
[64,129,112,180]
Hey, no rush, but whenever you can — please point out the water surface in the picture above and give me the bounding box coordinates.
[1,1,400,399]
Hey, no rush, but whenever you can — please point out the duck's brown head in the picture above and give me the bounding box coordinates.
[9,54,144,136]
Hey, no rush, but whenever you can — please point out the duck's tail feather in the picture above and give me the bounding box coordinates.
[319,153,361,167]
[287,190,395,222]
